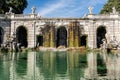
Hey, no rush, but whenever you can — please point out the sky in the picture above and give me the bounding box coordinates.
[24,0,108,18]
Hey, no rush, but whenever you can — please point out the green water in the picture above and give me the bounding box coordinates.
[0,51,119,80]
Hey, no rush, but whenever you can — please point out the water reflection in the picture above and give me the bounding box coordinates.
[105,53,120,79]
[0,51,120,80]
[0,53,10,80]
[56,52,67,78]
[85,52,97,79]
[67,51,87,80]
[41,51,56,80]
[97,53,107,76]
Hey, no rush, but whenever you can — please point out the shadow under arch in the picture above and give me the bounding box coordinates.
[96,26,106,48]
[0,27,4,47]
[16,26,28,47]
[56,26,67,47]
[79,25,87,47]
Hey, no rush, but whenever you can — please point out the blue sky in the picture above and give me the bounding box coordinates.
[24,0,107,17]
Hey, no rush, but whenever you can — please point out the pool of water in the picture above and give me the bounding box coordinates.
[0,51,119,80]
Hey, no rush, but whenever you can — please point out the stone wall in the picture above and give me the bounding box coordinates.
[0,13,120,48]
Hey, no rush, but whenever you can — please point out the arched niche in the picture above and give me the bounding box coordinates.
[36,35,43,47]
[56,26,67,47]
[0,27,4,47]
[96,26,106,48]
[16,26,28,47]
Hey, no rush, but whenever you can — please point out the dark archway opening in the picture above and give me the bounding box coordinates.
[16,26,28,47]
[56,27,67,47]
[0,27,3,47]
[36,35,43,47]
[80,35,87,47]
[97,26,106,48]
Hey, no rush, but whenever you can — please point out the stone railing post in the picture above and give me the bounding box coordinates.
[10,13,15,19]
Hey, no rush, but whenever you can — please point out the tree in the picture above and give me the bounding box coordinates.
[100,0,120,14]
[0,0,28,14]
[0,0,6,13]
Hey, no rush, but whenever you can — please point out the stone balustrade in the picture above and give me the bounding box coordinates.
[93,14,120,19]
[94,14,110,19]
[1,13,112,22]
[0,14,6,19]
[0,14,39,19]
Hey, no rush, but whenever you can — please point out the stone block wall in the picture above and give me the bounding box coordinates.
[0,14,120,48]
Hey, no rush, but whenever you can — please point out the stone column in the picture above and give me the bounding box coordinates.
[88,20,96,49]
[74,22,79,47]
[68,22,79,47]
[93,20,97,48]
[68,22,74,47]
[43,23,56,47]
[44,32,50,47]
[43,25,50,47]
[50,24,55,47]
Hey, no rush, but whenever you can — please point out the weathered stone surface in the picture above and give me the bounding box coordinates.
[0,13,120,49]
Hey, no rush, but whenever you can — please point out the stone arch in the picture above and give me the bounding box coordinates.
[96,25,106,48]
[36,35,43,47]
[16,26,28,47]
[80,25,85,34]
[0,27,4,47]
[79,25,88,47]
[80,35,88,47]
[56,26,67,47]
[56,25,68,31]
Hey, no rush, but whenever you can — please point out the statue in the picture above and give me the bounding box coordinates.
[31,6,36,14]
[112,7,116,14]
[111,6,119,14]
[9,7,13,13]
[102,39,107,49]
[109,36,118,49]
[88,6,93,14]
[38,27,42,34]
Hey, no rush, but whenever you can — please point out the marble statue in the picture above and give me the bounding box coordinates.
[88,6,93,14]
[112,7,116,14]
[9,7,13,13]
[31,6,36,14]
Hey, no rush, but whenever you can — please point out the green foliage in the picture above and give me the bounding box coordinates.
[0,0,28,14]
[0,0,6,13]
[100,0,120,14]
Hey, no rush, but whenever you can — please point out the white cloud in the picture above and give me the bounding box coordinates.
[38,0,107,17]
[39,0,72,16]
